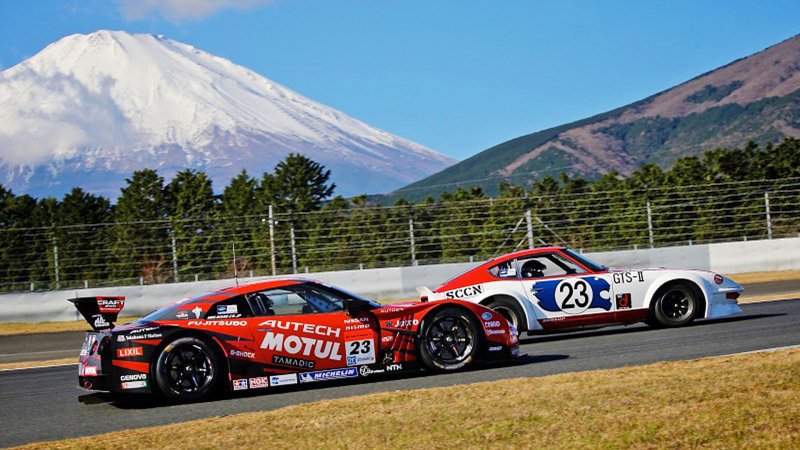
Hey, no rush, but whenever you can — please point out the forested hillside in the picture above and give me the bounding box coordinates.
[0,140,798,292]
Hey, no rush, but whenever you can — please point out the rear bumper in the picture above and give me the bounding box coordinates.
[78,374,110,391]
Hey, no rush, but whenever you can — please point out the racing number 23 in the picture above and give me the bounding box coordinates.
[348,339,371,355]
[554,278,594,314]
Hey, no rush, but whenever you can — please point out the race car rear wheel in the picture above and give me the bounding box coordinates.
[419,307,480,371]
[649,283,698,328]
[154,336,220,402]
[485,297,526,331]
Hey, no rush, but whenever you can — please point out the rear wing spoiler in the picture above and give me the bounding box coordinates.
[68,296,125,331]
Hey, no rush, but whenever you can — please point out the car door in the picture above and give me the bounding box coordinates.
[519,252,616,328]
[247,285,379,375]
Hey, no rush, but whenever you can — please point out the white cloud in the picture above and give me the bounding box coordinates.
[118,0,275,22]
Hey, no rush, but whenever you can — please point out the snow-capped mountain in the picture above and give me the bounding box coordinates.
[0,30,456,198]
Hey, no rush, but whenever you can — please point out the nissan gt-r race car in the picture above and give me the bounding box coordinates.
[420,247,743,333]
[71,279,522,403]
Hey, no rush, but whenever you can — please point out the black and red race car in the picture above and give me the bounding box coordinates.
[71,279,522,402]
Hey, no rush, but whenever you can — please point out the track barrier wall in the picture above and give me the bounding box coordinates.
[1,237,798,323]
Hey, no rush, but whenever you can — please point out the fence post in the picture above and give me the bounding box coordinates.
[646,198,654,248]
[290,224,298,274]
[268,205,276,276]
[525,209,534,249]
[409,217,417,266]
[171,229,179,282]
[765,191,772,239]
[53,237,60,290]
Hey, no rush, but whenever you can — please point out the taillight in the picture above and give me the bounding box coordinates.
[726,292,740,300]
[90,339,99,355]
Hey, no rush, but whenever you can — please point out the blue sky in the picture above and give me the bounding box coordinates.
[1,0,799,160]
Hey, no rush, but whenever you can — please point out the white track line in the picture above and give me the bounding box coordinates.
[0,362,77,372]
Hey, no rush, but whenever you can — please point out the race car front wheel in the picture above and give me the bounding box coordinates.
[419,307,480,371]
[649,283,698,328]
[154,336,220,402]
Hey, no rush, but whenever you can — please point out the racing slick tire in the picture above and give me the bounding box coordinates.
[647,282,699,328]
[419,307,481,371]
[485,297,527,331]
[154,336,221,402]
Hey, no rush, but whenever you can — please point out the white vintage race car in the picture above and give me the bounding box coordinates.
[420,247,743,333]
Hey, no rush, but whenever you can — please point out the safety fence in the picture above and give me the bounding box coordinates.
[0,177,798,293]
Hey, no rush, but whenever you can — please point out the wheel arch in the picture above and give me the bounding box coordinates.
[478,294,536,331]
[149,328,231,391]
[645,277,708,319]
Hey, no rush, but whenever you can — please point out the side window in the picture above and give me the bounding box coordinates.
[245,286,344,317]
[207,296,252,319]
[488,260,517,278]
[518,254,587,279]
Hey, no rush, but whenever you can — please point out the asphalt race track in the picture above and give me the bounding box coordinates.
[1,297,798,447]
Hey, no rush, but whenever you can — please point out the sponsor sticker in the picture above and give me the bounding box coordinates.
[121,380,147,390]
[346,339,376,366]
[217,304,238,315]
[616,293,632,309]
[83,365,97,376]
[230,349,256,359]
[192,306,203,319]
[272,354,315,369]
[483,320,501,328]
[249,377,270,389]
[444,285,484,299]
[269,373,298,387]
[176,311,189,320]
[385,363,403,372]
[120,373,147,381]
[358,366,385,377]
[488,346,502,352]
[93,315,109,328]
[298,367,358,383]
[261,332,342,361]
[116,347,144,358]
[385,319,418,328]
[486,329,506,335]
[381,335,394,343]
[481,312,493,320]
[232,379,248,391]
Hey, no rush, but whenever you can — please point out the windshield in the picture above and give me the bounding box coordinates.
[563,248,606,272]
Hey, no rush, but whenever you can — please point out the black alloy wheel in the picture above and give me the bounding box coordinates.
[154,336,219,402]
[650,283,698,328]
[419,307,480,371]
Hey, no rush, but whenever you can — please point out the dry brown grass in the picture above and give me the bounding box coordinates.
[0,317,137,336]
[12,348,800,449]
[727,269,800,284]
[0,358,75,371]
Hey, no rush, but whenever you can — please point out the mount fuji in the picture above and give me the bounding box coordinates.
[0,30,456,198]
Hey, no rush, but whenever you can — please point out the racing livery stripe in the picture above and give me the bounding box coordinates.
[112,360,150,373]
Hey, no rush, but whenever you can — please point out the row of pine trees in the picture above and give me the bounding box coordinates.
[0,140,798,291]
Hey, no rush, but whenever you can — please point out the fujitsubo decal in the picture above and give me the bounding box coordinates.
[444,285,484,299]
